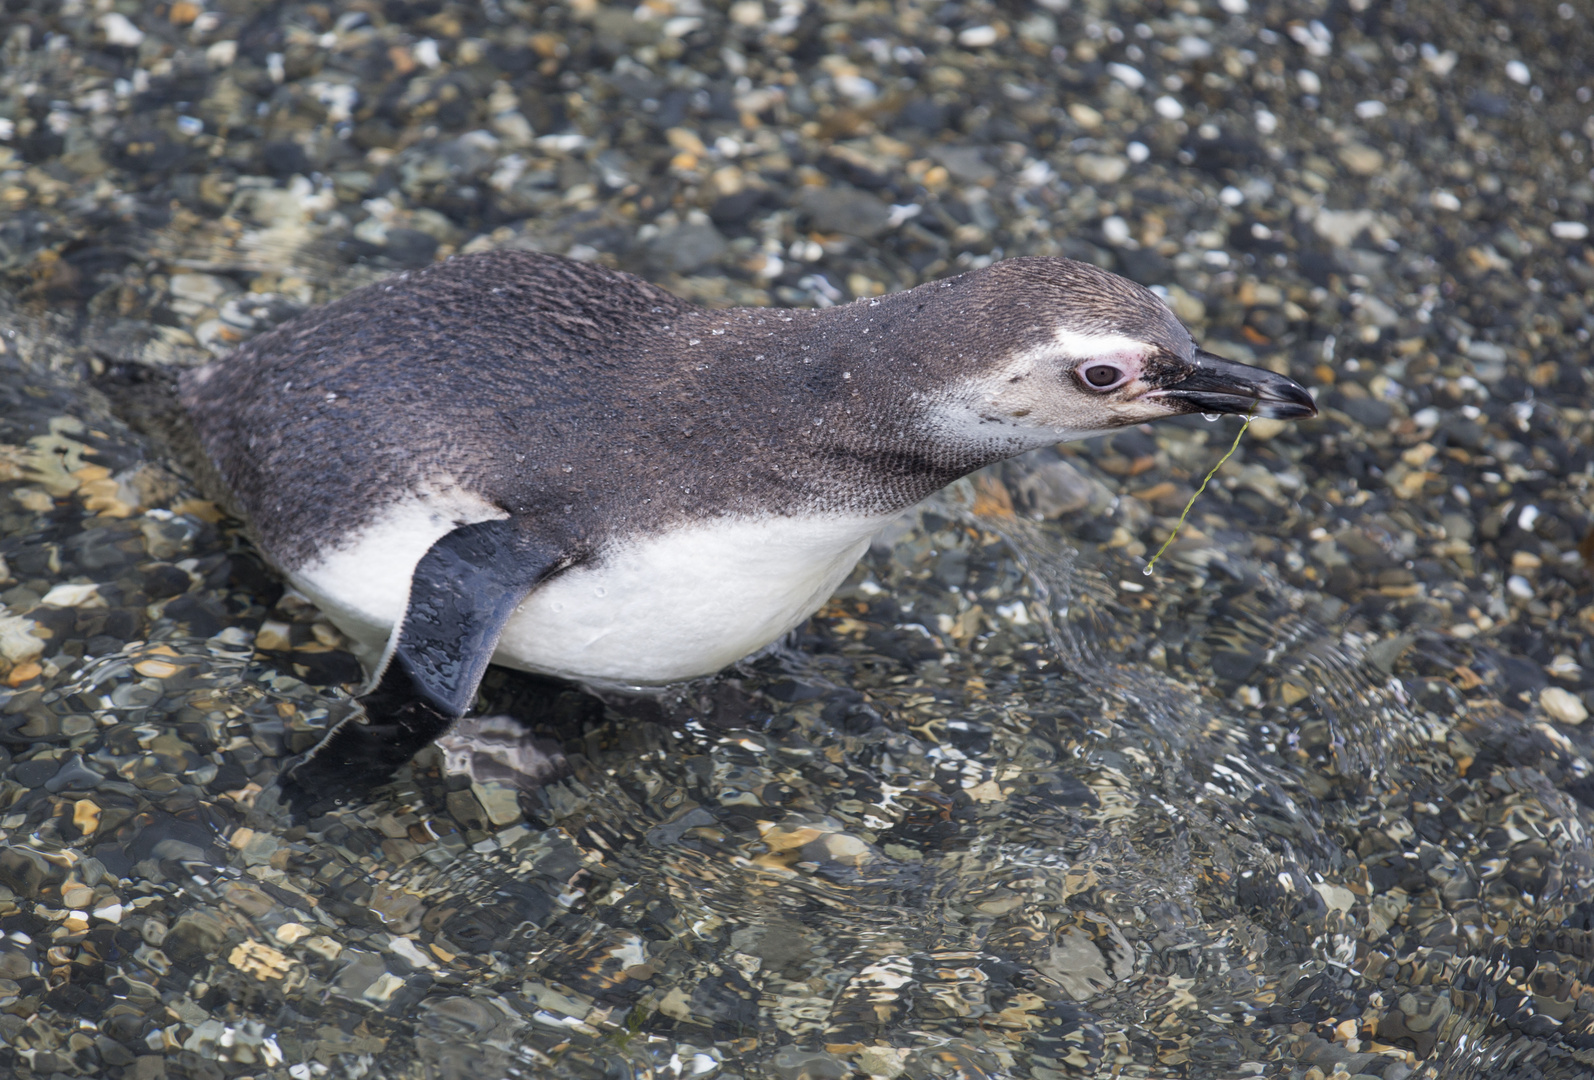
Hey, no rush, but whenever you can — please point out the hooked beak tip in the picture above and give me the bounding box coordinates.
[1153,349,1318,420]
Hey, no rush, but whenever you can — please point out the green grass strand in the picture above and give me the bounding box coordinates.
[1143,406,1257,576]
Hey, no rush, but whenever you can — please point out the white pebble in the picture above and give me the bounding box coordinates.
[99,12,145,47]
[1430,190,1462,211]
[1549,654,1583,681]
[206,40,238,68]
[1106,63,1145,90]
[537,132,590,152]
[1153,95,1184,120]
[1017,160,1054,186]
[1102,216,1132,246]
[1297,69,1322,95]
[387,936,435,969]
[312,82,359,123]
[1254,109,1278,135]
[886,203,923,226]
[1551,221,1590,240]
[1422,44,1458,77]
[1076,153,1128,184]
[994,602,1029,625]
[1288,21,1333,57]
[958,25,999,48]
[1220,0,1248,12]
[1517,504,1540,531]
[1354,100,1387,119]
[1219,186,1244,206]
[834,74,877,102]
[1178,36,1213,60]
[1505,60,1531,85]
[1126,140,1150,163]
[42,583,103,608]
[1541,687,1588,725]
[1506,575,1534,600]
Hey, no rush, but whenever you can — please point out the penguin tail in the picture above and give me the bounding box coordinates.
[94,357,184,437]
[91,357,234,513]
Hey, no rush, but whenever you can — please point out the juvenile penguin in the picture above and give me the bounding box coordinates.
[180,250,1315,808]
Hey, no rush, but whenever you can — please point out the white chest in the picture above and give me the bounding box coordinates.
[289,504,890,686]
[494,514,888,684]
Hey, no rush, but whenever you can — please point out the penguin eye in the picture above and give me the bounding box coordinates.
[1078,363,1127,390]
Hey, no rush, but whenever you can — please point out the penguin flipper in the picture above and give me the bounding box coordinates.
[278,518,574,816]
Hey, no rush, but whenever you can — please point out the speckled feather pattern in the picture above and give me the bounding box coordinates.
[181,251,1192,569]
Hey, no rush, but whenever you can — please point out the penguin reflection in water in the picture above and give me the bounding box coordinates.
[179,251,1316,812]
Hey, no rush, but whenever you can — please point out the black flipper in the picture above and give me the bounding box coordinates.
[278,518,574,816]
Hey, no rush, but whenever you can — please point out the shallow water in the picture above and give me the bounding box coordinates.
[5,338,1594,1080]
[4,1,1594,1078]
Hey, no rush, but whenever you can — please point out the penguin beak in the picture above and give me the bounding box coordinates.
[1151,349,1318,420]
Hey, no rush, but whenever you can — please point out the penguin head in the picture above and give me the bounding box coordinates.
[924,257,1316,448]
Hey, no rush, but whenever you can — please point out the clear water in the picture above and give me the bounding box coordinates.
[1,0,1591,1072]
[3,341,1592,1080]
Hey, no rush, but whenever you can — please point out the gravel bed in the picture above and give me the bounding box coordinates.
[2,1,1594,1078]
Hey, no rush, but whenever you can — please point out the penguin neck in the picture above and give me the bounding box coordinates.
[665,279,1059,514]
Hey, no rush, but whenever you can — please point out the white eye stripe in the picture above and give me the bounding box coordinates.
[1051,328,1157,358]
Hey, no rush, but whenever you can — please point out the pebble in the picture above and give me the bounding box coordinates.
[472,781,523,826]
[274,922,311,945]
[1336,144,1385,176]
[1312,209,1378,247]
[1106,63,1145,90]
[98,12,144,47]
[73,799,101,834]
[645,222,728,274]
[1075,154,1129,185]
[40,582,103,608]
[254,620,293,651]
[956,26,998,49]
[1541,687,1588,725]
[229,940,296,982]
[168,273,233,306]
[1152,95,1185,120]
[796,187,893,239]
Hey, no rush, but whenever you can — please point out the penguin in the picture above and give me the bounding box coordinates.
[178,250,1315,809]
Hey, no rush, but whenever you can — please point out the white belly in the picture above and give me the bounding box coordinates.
[496,514,887,683]
[289,504,890,686]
